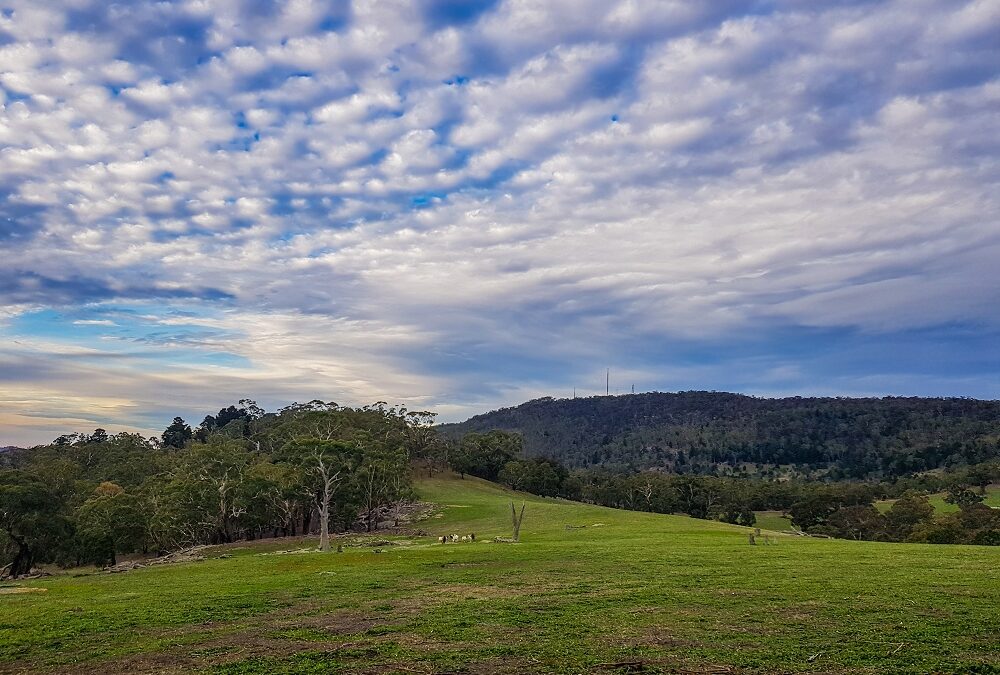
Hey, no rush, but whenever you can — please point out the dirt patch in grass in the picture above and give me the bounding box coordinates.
[48,622,408,675]
[634,631,703,649]
[394,582,540,609]
[776,600,826,623]
[0,586,47,595]
[32,602,399,674]
[356,656,546,675]
[275,609,385,636]
[46,635,317,674]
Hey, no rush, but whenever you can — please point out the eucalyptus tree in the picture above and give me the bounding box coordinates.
[75,482,147,565]
[0,470,69,577]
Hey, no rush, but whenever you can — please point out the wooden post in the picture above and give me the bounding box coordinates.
[511,501,526,542]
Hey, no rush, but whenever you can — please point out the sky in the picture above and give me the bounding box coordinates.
[1,0,999,446]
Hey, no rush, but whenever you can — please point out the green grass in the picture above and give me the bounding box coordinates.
[753,510,792,532]
[3,474,1000,674]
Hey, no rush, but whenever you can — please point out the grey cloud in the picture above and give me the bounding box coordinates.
[0,272,234,306]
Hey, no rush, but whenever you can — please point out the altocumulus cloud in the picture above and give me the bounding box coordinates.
[1,0,999,445]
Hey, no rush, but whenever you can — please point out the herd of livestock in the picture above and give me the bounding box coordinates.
[437,533,476,543]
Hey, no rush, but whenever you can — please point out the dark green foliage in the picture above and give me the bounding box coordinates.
[440,392,1000,478]
[195,400,265,441]
[498,457,570,497]
[911,502,1000,545]
[945,487,986,507]
[161,417,193,449]
[75,483,148,566]
[0,470,70,577]
[450,430,521,481]
[884,494,935,539]
[789,492,852,530]
[816,504,887,541]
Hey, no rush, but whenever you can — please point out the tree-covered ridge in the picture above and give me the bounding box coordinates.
[439,392,1000,478]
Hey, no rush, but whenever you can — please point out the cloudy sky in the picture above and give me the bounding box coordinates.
[1,0,998,445]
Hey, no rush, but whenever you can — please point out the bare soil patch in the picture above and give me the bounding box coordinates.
[0,586,48,595]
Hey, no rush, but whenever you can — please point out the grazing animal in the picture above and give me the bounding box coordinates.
[451,534,459,542]
[461,535,468,542]
[469,533,475,541]
[438,536,446,544]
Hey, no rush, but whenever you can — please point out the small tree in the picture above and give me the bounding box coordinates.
[0,470,68,577]
[944,488,985,508]
[162,417,193,449]
[76,483,147,566]
[885,494,934,540]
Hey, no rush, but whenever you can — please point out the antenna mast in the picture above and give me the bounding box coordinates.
[606,368,609,396]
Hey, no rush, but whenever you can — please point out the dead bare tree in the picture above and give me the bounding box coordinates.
[312,452,344,552]
[511,501,526,542]
[639,480,654,510]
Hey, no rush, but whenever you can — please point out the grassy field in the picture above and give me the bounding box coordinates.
[2,475,1000,674]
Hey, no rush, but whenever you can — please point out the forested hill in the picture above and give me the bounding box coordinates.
[438,392,1000,478]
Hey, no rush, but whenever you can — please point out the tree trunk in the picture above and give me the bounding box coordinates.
[318,503,330,551]
[8,534,32,578]
[11,548,32,578]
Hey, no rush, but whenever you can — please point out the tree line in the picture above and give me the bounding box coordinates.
[0,401,441,578]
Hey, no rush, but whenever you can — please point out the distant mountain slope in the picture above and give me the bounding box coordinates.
[438,392,1000,478]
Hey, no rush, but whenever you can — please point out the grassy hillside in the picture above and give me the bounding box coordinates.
[2,475,999,674]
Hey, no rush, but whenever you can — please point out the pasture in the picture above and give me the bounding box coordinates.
[2,476,999,674]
